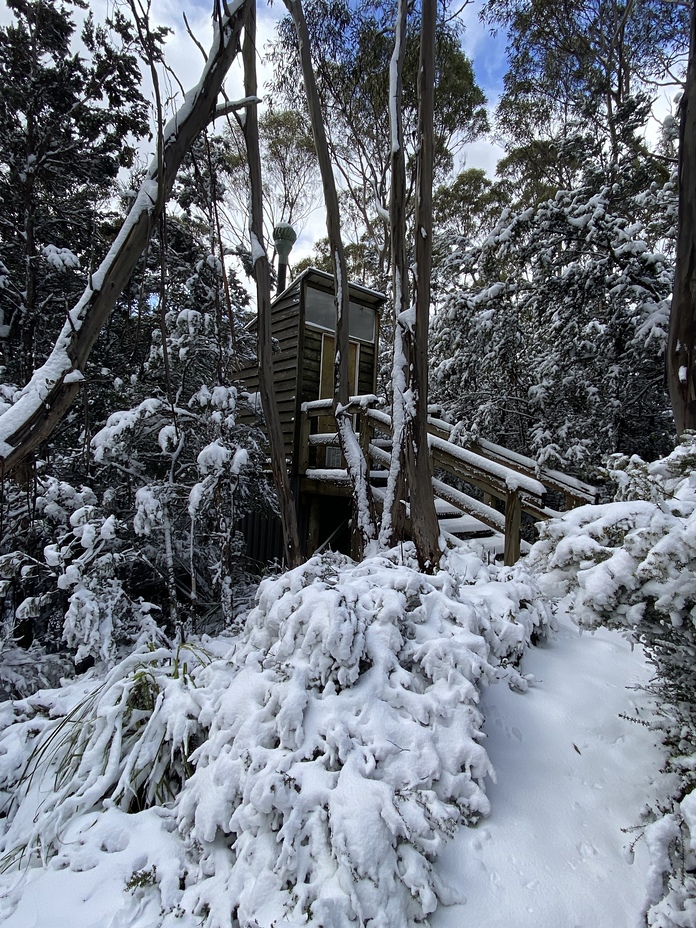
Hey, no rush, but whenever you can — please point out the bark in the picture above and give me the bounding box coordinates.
[379,0,410,549]
[407,0,442,572]
[0,0,248,475]
[668,1,696,437]
[283,0,378,556]
[241,0,303,568]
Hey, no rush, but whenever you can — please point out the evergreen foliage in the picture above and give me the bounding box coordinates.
[0,0,150,384]
[485,0,688,205]
[0,6,271,686]
[430,171,676,473]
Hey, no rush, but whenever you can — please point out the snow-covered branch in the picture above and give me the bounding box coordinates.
[0,0,248,475]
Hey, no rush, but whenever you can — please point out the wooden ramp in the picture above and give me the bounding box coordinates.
[297,396,598,566]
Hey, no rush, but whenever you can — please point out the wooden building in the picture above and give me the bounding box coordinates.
[237,267,386,561]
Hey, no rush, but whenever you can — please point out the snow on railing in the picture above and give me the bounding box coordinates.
[298,394,596,566]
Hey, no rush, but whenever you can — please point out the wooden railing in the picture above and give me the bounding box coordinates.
[298,395,597,565]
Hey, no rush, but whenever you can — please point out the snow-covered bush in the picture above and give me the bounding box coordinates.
[0,475,164,686]
[0,547,551,927]
[91,382,270,633]
[527,435,696,926]
[528,436,696,632]
[430,176,676,472]
[0,640,212,870]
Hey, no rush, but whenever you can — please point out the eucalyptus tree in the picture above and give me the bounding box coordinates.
[222,108,321,253]
[485,0,689,206]
[0,0,249,475]
[267,0,488,287]
[0,0,279,653]
[667,0,696,438]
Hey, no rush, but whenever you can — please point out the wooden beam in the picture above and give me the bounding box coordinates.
[503,490,522,566]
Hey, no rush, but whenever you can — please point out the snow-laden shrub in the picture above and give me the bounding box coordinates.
[0,476,167,686]
[0,641,213,870]
[528,437,696,631]
[0,642,73,701]
[527,435,696,926]
[430,175,676,472]
[92,374,271,631]
[0,548,551,927]
[174,550,551,928]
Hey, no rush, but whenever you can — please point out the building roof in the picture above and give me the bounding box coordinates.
[274,266,387,308]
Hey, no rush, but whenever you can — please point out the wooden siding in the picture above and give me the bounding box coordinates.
[301,328,323,402]
[235,292,302,461]
[234,269,383,475]
[273,292,301,460]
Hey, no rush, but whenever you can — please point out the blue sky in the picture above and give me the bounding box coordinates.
[455,1,509,177]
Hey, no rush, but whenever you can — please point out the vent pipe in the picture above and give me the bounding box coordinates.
[273,222,297,295]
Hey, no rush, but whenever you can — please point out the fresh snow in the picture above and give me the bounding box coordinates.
[0,547,666,928]
[432,610,662,928]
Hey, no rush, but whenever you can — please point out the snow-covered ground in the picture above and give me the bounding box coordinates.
[434,610,663,928]
[0,600,663,928]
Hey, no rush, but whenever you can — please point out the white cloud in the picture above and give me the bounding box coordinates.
[460,137,506,178]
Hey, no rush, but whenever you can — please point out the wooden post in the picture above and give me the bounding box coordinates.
[298,408,310,475]
[504,489,522,566]
[359,412,372,474]
[307,495,321,555]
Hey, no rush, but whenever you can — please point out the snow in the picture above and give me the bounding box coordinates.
[42,244,79,270]
[250,231,266,264]
[0,543,670,928]
[432,610,662,928]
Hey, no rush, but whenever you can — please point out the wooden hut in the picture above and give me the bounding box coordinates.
[237,267,386,560]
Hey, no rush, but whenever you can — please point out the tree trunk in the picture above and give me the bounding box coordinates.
[668,1,696,437]
[241,0,303,568]
[283,0,378,556]
[380,0,410,549]
[407,0,442,572]
[0,0,248,475]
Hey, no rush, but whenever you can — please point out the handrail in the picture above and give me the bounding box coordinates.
[426,413,597,506]
[298,394,597,566]
[366,408,530,564]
